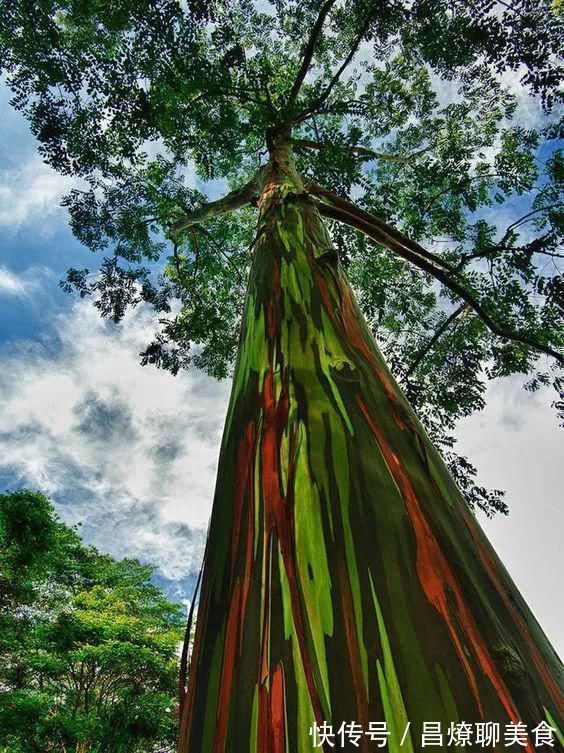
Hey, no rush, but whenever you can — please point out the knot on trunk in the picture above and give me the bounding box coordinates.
[315,245,340,266]
[493,643,528,685]
[330,359,359,382]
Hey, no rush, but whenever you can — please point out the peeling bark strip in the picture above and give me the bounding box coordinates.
[178,142,563,752]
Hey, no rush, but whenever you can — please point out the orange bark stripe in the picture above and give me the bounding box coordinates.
[270,663,287,753]
[462,513,563,709]
[357,396,531,744]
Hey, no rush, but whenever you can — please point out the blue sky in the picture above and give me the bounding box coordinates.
[0,78,562,653]
[0,82,230,600]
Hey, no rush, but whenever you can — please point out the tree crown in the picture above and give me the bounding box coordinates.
[1,0,562,515]
[0,489,183,753]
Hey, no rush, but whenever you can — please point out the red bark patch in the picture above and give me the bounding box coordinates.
[260,363,327,730]
[270,662,287,753]
[462,513,563,710]
[214,579,243,753]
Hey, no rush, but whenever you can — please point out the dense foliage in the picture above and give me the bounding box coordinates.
[0,489,184,753]
[0,0,562,517]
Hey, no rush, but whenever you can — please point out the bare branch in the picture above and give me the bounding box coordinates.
[311,188,564,366]
[287,0,339,109]
[292,137,419,163]
[306,181,458,274]
[495,0,527,17]
[504,204,563,235]
[169,177,260,237]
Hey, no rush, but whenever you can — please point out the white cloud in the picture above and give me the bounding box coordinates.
[426,62,554,132]
[0,265,51,297]
[497,66,555,131]
[0,299,230,580]
[0,267,27,296]
[456,377,563,657]
[0,156,79,231]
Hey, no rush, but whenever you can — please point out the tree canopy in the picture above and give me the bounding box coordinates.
[0,489,183,753]
[0,0,562,516]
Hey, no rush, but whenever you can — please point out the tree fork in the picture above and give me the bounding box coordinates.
[178,140,562,752]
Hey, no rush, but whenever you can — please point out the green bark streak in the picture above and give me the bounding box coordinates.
[178,144,563,753]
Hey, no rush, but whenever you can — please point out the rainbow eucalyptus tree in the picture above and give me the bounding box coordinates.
[1,0,563,750]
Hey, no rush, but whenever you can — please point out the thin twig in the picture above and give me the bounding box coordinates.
[405,303,470,376]
[291,137,421,163]
[179,562,204,708]
[421,173,536,216]
[194,224,246,284]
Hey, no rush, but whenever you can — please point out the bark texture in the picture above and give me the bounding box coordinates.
[178,143,563,753]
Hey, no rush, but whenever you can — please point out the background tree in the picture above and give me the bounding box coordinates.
[0,1,562,751]
[0,490,183,753]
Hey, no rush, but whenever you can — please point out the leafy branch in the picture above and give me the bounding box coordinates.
[406,303,470,377]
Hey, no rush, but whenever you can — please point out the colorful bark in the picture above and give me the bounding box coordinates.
[178,142,563,752]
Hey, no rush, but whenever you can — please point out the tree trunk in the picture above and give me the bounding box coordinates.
[178,141,563,753]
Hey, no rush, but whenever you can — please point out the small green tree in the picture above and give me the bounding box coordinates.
[0,490,183,753]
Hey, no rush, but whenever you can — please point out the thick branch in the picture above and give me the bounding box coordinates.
[306,181,458,275]
[169,178,260,237]
[313,191,564,366]
[286,0,338,109]
[292,137,415,163]
[405,303,470,377]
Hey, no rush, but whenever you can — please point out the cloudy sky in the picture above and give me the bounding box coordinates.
[0,80,562,655]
